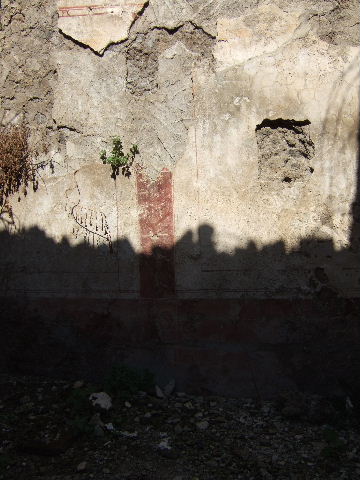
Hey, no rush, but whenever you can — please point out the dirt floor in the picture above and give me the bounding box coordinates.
[0,371,360,480]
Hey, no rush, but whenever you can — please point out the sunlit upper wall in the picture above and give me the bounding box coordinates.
[175,2,359,250]
[1,0,359,298]
[174,1,360,297]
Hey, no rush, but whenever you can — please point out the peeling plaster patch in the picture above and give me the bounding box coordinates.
[215,4,306,67]
[57,0,148,53]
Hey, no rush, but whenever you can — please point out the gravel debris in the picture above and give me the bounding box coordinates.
[0,374,359,479]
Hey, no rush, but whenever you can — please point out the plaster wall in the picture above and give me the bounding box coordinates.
[1,0,359,299]
[0,0,359,395]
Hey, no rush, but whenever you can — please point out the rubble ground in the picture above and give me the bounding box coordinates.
[0,373,359,480]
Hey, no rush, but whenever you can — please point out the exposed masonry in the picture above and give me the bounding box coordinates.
[0,0,59,150]
[55,5,216,173]
[125,23,215,95]
[255,119,315,184]
[57,8,216,95]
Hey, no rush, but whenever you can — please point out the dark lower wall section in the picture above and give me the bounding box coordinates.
[1,297,360,398]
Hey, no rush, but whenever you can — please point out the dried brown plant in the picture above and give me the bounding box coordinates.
[0,124,36,218]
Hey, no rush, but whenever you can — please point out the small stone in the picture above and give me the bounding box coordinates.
[167,416,181,424]
[124,401,131,408]
[158,438,171,450]
[196,420,209,431]
[155,385,165,399]
[260,468,271,478]
[120,431,138,438]
[76,461,87,473]
[164,379,175,396]
[89,392,112,410]
[73,380,84,389]
[346,396,354,410]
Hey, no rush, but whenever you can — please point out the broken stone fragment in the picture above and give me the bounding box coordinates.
[155,385,165,399]
[76,461,87,472]
[195,420,209,431]
[89,392,112,410]
[164,379,176,397]
[73,380,84,389]
[57,0,148,54]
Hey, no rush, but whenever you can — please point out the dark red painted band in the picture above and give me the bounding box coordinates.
[136,168,175,298]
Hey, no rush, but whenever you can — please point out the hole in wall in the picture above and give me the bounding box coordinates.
[255,118,315,184]
[255,118,311,131]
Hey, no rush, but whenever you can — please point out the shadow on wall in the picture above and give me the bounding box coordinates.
[0,214,359,398]
[0,99,359,398]
[0,223,359,299]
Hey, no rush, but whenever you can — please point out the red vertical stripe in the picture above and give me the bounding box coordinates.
[136,168,175,298]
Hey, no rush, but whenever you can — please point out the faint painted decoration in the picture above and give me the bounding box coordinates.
[69,204,113,252]
[57,0,148,53]
[65,182,113,253]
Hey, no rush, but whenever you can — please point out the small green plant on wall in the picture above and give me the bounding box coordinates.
[100,137,139,178]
